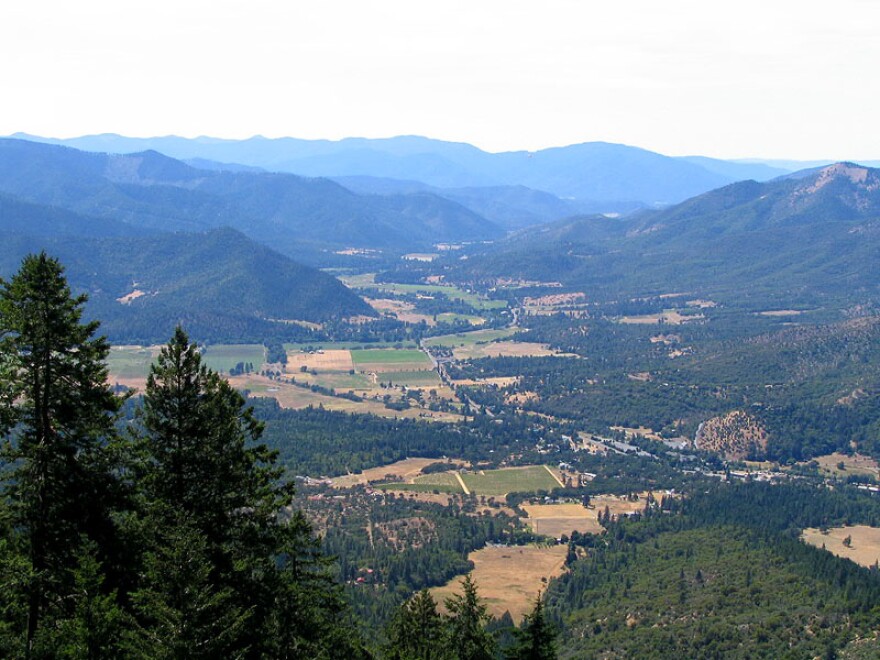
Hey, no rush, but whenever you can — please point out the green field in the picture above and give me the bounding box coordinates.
[201,344,266,373]
[436,313,485,325]
[376,481,462,494]
[422,327,518,349]
[351,348,432,368]
[461,466,560,496]
[283,341,418,351]
[343,274,507,310]
[382,370,443,388]
[107,346,161,379]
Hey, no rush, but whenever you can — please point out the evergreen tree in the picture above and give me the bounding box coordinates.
[0,252,124,657]
[506,596,557,660]
[383,589,449,660]
[445,575,496,660]
[134,327,361,657]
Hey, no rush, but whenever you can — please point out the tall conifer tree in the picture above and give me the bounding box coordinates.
[0,252,123,657]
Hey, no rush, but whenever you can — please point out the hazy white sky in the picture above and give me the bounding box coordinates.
[2,0,878,159]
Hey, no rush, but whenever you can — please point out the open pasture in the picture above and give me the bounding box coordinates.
[286,349,354,372]
[461,465,562,496]
[802,525,880,568]
[201,344,266,373]
[452,340,559,360]
[422,327,517,349]
[351,348,432,372]
[811,452,880,479]
[431,545,568,621]
[106,345,163,390]
[342,273,507,311]
[230,374,464,423]
[331,457,447,488]
[618,310,703,325]
[522,503,603,538]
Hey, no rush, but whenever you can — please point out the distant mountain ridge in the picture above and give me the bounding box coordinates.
[452,162,880,307]
[0,138,500,256]
[12,132,795,208]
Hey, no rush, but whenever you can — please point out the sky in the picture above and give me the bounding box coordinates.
[2,0,879,160]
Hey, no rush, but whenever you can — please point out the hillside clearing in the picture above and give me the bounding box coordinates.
[431,545,568,622]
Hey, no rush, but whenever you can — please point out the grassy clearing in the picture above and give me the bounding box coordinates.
[351,348,433,372]
[230,374,465,423]
[330,457,448,488]
[283,341,418,351]
[342,273,507,311]
[618,309,704,325]
[376,482,463,494]
[810,453,880,479]
[461,466,561,496]
[452,340,560,361]
[107,345,162,381]
[422,327,518,349]
[432,545,568,621]
[521,503,603,538]
[201,344,266,373]
[802,525,880,568]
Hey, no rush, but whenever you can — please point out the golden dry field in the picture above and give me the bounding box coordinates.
[432,544,568,621]
[521,503,603,537]
[802,525,880,568]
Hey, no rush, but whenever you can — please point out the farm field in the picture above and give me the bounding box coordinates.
[106,345,163,390]
[521,503,603,537]
[431,544,568,621]
[351,348,433,371]
[422,327,518,348]
[201,344,266,373]
[452,340,560,361]
[461,465,563,496]
[802,525,880,568]
[229,374,465,423]
[109,343,266,385]
[283,340,419,351]
[330,457,451,488]
[341,273,507,310]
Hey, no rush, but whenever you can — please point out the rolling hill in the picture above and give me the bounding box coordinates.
[0,225,374,343]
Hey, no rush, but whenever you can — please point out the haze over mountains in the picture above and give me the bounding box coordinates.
[2,134,880,341]
[454,162,880,307]
[13,132,798,213]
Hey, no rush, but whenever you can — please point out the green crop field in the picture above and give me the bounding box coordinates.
[201,344,266,373]
[283,341,418,351]
[107,346,162,379]
[351,349,432,369]
[381,370,443,388]
[461,466,560,496]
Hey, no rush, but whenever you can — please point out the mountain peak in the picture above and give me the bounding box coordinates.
[806,162,878,193]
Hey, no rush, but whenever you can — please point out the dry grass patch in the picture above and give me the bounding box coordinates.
[330,457,448,488]
[812,452,880,478]
[619,310,703,325]
[522,503,603,538]
[802,525,880,568]
[452,341,559,360]
[432,545,568,622]
[757,309,803,317]
[229,375,465,423]
[286,349,354,372]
